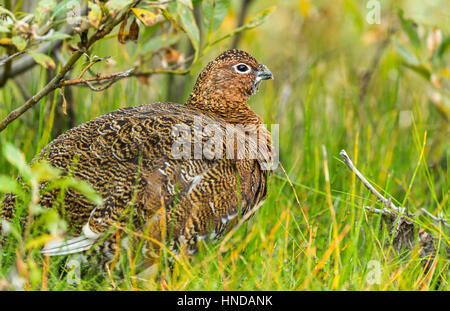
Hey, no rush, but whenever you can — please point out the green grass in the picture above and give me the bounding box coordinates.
[0,0,449,290]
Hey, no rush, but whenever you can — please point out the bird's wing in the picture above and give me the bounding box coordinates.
[40,103,269,256]
[87,103,191,163]
[138,157,269,255]
[41,157,267,257]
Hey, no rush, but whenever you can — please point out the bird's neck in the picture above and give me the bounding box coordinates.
[185,93,263,125]
[185,92,273,165]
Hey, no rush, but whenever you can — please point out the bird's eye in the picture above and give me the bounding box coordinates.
[233,63,251,74]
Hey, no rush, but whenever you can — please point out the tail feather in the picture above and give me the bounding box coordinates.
[41,236,96,256]
[41,223,102,256]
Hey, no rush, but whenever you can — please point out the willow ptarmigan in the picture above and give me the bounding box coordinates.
[0,49,274,265]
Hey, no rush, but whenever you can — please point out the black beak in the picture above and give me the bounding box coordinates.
[256,64,273,80]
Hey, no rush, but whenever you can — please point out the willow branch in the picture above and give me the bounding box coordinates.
[0,20,81,86]
[60,68,134,87]
[144,0,174,5]
[0,1,142,133]
[132,68,190,76]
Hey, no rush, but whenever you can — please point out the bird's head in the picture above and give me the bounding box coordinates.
[187,49,273,121]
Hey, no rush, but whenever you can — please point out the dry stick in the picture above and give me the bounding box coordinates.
[420,208,449,228]
[0,1,142,133]
[60,67,189,91]
[339,149,407,236]
[339,150,402,215]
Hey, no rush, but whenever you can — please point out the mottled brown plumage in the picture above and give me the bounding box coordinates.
[1,49,274,266]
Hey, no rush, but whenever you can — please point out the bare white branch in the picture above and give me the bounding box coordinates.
[339,149,406,234]
[421,208,449,228]
[339,150,401,213]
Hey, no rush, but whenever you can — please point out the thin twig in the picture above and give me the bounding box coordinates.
[59,68,134,87]
[421,208,449,228]
[339,149,401,215]
[340,149,407,236]
[144,0,174,5]
[65,68,134,91]
[132,68,190,76]
[364,206,385,214]
[77,56,111,79]
[0,51,26,67]
[0,1,142,133]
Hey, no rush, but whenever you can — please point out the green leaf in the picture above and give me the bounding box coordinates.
[177,1,200,61]
[51,0,76,19]
[46,32,72,41]
[398,9,421,49]
[179,0,193,10]
[202,0,231,33]
[35,0,57,23]
[87,1,103,28]
[209,6,275,47]
[12,36,27,51]
[40,209,67,236]
[245,6,275,28]
[131,8,158,27]
[27,50,56,70]
[106,0,133,15]
[2,143,32,182]
[161,9,185,33]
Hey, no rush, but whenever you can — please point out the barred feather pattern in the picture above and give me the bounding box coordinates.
[0,49,273,267]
